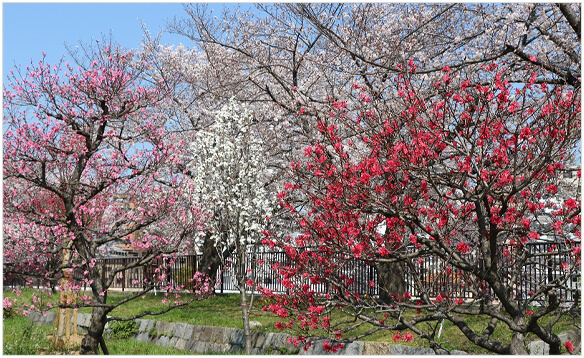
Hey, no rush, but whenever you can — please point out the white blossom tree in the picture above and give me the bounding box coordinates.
[188,99,275,354]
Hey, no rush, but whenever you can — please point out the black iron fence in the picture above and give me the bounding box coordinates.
[4,242,580,302]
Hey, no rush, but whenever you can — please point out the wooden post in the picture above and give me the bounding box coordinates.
[53,241,80,347]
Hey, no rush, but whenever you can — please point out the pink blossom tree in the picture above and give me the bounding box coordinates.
[3,41,207,354]
[260,63,580,354]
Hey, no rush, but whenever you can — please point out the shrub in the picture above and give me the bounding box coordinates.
[109,320,138,340]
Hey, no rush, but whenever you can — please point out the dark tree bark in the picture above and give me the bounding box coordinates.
[376,261,407,304]
[80,306,109,354]
[197,233,224,289]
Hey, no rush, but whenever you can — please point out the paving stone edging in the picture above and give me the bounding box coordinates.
[29,311,469,355]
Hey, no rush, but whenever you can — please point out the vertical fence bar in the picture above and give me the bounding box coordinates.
[220,268,224,294]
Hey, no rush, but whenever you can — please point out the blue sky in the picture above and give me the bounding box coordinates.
[2,3,251,79]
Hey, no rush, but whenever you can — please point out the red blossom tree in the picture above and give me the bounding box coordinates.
[260,63,580,354]
[3,41,207,354]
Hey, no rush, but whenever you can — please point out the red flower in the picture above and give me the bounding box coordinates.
[401,332,414,342]
[565,198,578,209]
[564,341,574,352]
[456,242,471,254]
[528,231,540,240]
[360,93,371,102]
[378,246,391,256]
[393,331,402,342]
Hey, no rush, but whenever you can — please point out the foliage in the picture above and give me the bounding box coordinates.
[3,291,578,354]
[109,320,139,340]
[148,326,158,337]
[165,3,581,171]
[4,3,582,356]
[3,315,54,355]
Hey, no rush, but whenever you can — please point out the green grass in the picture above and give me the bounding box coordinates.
[3,288,579,355]
[2,288,282,329]
[3,314,54,355]
[2,314,195,355]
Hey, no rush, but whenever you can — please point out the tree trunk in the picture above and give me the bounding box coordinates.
[376,261,407,304]
[80,273,110,355]
[237,248,253,355]
[509,331,529,355]
[80,306,108,355]
[508,316,529,355]
[198,233,223,289]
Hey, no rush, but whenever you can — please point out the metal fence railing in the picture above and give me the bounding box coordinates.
[3,242,580,303]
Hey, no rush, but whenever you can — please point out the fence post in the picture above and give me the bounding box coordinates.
[220,268,224,294]
[101,261,106,285]
[121,259,126,292]
[547,259,553,285]
[369,264,375,296]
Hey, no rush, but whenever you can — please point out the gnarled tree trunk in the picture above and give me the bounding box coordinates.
[376,261,407,304]
[198,233,223,289]
[80,306,109,355]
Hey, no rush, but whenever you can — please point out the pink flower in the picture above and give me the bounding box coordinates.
[393,331,402,342]
[529,56,537,62]
[3,297,12,309]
